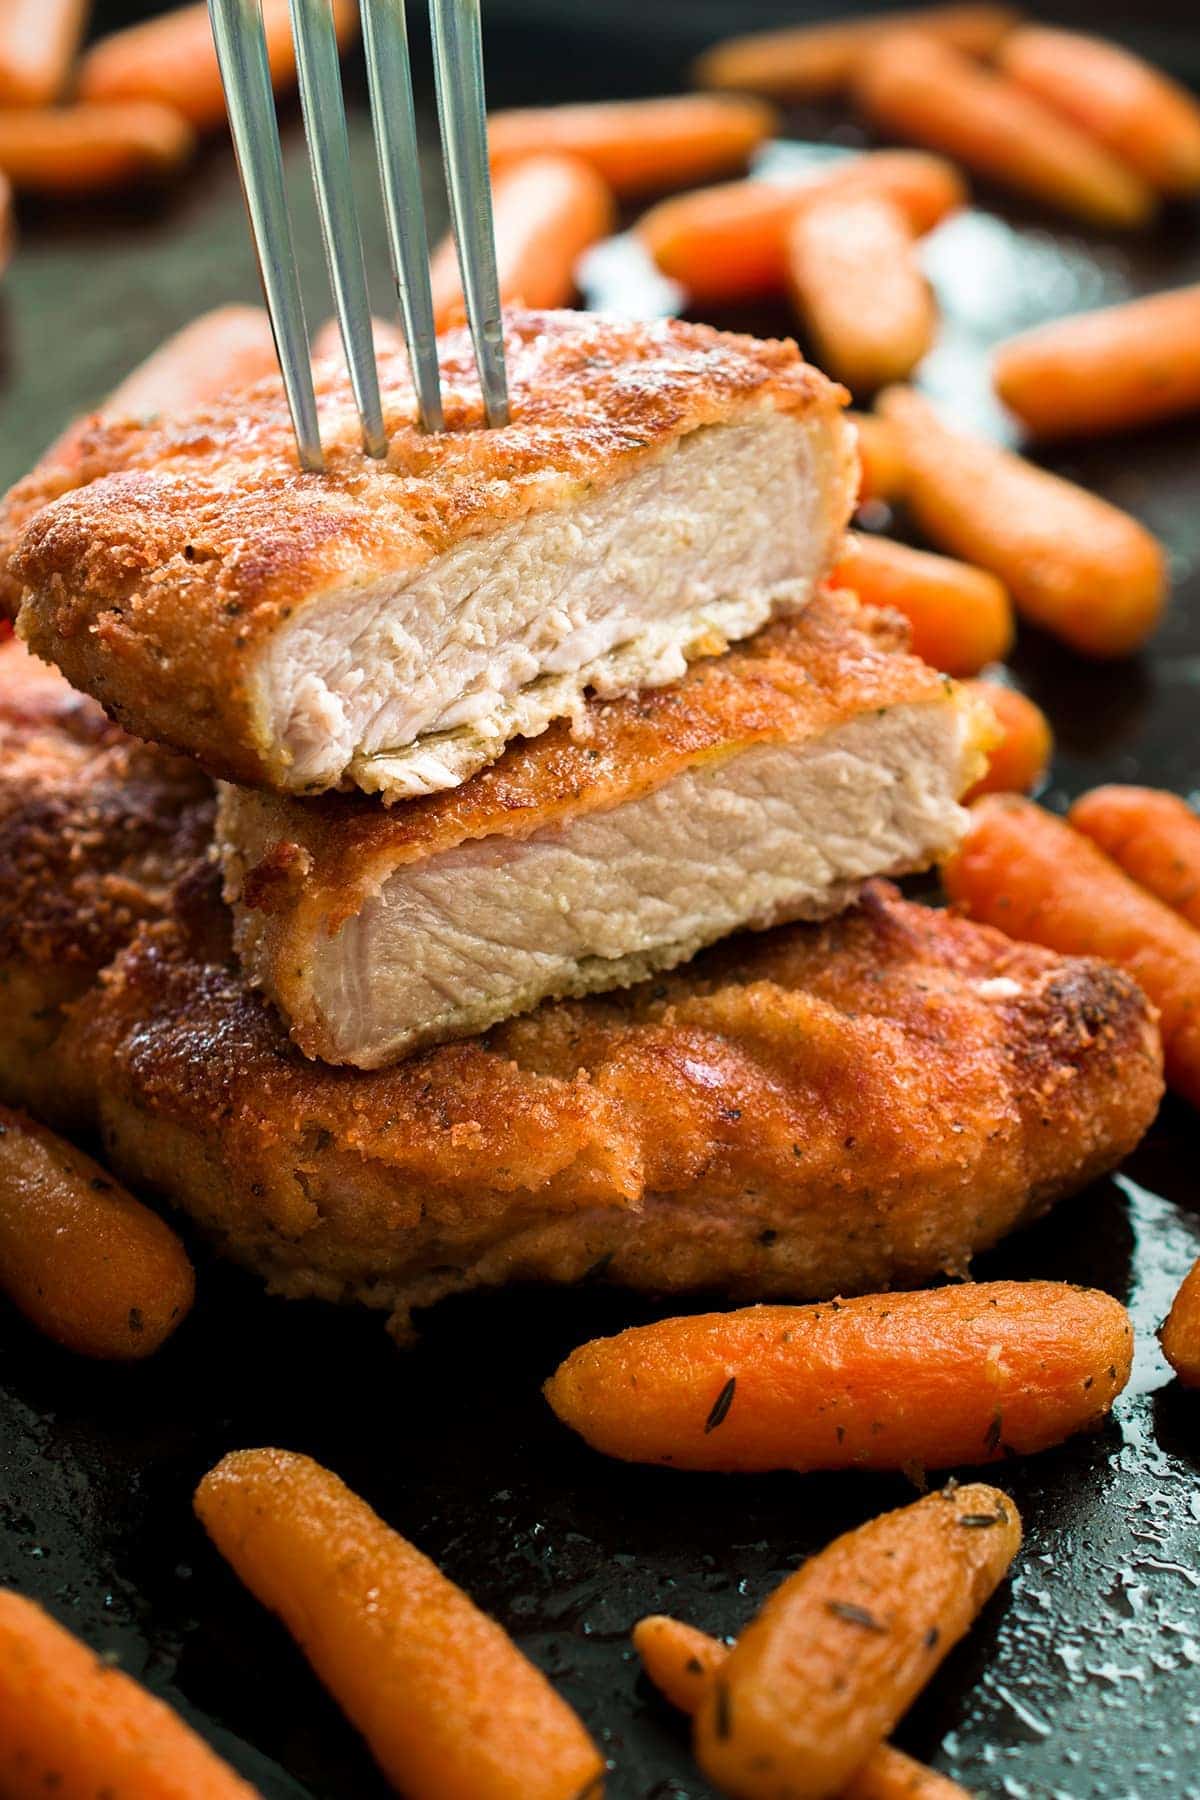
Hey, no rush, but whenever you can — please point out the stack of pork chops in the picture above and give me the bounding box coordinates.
[0,310,1163,1335]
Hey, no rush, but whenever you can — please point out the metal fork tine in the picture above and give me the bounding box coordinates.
[208,0,324,471]
[360,0,444,433]
[290,0,387,458]
[428,0,510,428]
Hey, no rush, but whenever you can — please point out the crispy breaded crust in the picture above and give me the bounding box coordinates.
[7,309,847,787]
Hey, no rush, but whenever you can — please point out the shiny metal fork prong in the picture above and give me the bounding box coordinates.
[209,0,324,471]
[290,0,387,457]
[429,0,510,428]
[360,0,444,433]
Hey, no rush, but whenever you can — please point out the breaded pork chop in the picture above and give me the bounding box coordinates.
[8,310,856,799]
[219,590,993,1066]
[61,875,1161,1339]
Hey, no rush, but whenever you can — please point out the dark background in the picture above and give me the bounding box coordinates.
[2,4,1200,1797]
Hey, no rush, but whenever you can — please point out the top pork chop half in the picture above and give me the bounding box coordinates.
[8,310,857,800]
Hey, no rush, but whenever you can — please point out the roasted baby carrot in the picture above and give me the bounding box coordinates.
[849,412,908,506]
[1000,26,1200,196]
[0,0,89,108]
[0,1591,257,1799]
[694,4,1019,100]
[694,1483,1021,1798]
[832,533,1013,675]
[106,305,278,420]
[787,192,935,393]
[877,385,1166,658]
[310,313,407,367]
[487,93,774,198]
[430,153,614,331]
[993,286,1200,441]
[1160,1258,1200,1387]
[639,150,964,305]
[853,33,1156,229]
[0,102,194,194]
[79,0,358,131]
[943,794,1199,1105]
[962,681,1052,800]
[0,1104,194,1359]
[545,1283,1131,1474]
[1070,786,1200,931]
[195,1450,604,1800]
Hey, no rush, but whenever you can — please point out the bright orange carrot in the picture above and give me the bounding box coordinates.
[639,150,965,305]
[79,0,358,131]
[848,412,907,506]
[1000,26,1200,196]
[107,305,278,420]
[1070,786,1200,931]
[787,193,935,393]
[195,1450,604,1800]
[877,385,1166,658]
[0,1591,257,1798]
[943,794,1195,1104]
[546,1283,1131,1474]
[694,4,1019,99]
[487,93,774,198]
[310,313,407,368]
[0,102,194,193]
[430,153,614,331]
[0,0,89,107]
[853,32,1156,228]
[832,532,1013,675]
[694,1483,1021,1799]
[993,286,1200,441]
[1160,1258,1200,1387]
[0,1104,194,1359]
[962,680,1052,800]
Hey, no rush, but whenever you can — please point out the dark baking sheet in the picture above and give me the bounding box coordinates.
[3,6,1200,1797]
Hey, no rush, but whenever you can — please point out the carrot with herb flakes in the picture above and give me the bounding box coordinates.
[0,0,90,108]
[832,533,1013,675]
[962,681,1052,801]
[486,93,774,198]
[993,286,1200,442]
[943,794,1196,1105]
[853,32,1156,229]
[787,192,935,393]
[694,1483,1021,1799]
[1070,786,1200,931]
[195,1449,604,1800]
[848,412,907,507]
[1000,26,1200,196]
[639,150,964,305]
[430,153,614,331]
[0,1591,258,1799]
[1160,1259,1200,1388]
[0,1104,194,1360]
[0,102,194,194]
[545,1282,1131,1474]
[877,385,1166,658]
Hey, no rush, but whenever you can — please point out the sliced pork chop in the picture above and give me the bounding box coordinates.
[7,310,857,799]
[217,591,995,1067]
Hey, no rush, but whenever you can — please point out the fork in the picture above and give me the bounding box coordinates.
[208,0,510,471]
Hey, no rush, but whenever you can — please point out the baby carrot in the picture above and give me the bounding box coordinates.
[0,1105,194,1359]
[993,286,1200,441]
[430,153,614,331]
[311,313,407,367]
[0,102,194,194]
[694,1483,1021,1799]
[962,680,1052,800]
[487,93,775,198]
[787,193,936,393]
[0,1591,257,1799]
[545,1283,1132,1474]
[1000,26,1200,196]
[1070,786,1200,931]
[943,794,1199,1105]
[832,533,1013,675]
[877,385,1166,658]
[0,0,89,108]
[848,413,908,506]
[106,305,278,420]
[639,150,965,305]
[1160,1258,1200,1388]
[79,0,358,132]
[853,32,1156,229]
[694,4,1019,99]
[195,1449,604,1800]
